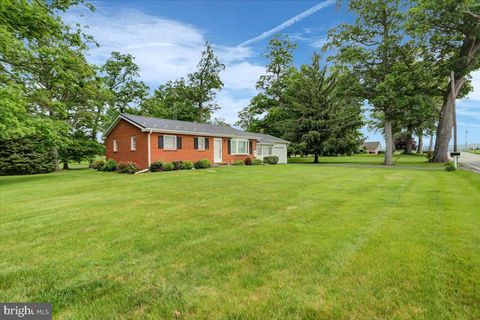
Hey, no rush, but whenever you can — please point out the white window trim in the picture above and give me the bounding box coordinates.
[257,144,273,156]
[231,138,249,155]
[130,136,136,151]
[113,139,118,152]
[197,137,205,150]
[164,135,177,150]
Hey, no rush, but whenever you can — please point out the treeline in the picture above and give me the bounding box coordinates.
[0,0,226,173]
[1,0,479,174]
[238,0,480,164]
[237,36,364,162]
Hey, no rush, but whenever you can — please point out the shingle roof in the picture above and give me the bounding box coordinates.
[363,141,381,150]
[105,114,289,144]
[248,132,290,144]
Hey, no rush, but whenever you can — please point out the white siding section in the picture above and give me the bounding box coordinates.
[256,143,288,164]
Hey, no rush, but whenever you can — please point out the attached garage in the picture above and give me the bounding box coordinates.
[272,144,288,164]
[250,133,289,164]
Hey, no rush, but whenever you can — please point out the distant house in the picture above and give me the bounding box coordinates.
[103,114,290,169]
[363,141,382,154]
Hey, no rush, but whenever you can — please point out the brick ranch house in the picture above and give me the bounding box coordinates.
[104,114,290,169]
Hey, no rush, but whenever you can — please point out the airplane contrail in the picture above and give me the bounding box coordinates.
[237,0,336,48]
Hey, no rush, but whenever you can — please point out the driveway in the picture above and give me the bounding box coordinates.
[458,152,480,173]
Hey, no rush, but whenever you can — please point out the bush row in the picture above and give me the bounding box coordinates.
[92,156,277,175]
[150,159,205,172]
[91,159,139,174]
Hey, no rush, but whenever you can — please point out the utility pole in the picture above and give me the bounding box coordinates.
[451,71,457,153]
[465,130,468,151]
[450,71,460,168]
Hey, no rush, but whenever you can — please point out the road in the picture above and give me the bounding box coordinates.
[458,152,480,173]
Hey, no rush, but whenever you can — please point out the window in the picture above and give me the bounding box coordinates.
[113,139,118,152]
[130,136,136,151]
[198,137,205,150]
[164,135,177,150]
[231,139,248,155]
[256,145,273,156]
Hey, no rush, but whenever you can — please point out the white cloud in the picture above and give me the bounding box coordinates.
[65,6,262,89]
[214,91,252,125]
[310,37,327,49]
[63,4,263,124]
[220,62,264,92]
[65,7,205,84]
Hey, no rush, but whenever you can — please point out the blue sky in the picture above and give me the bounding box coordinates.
[65,0,480,147]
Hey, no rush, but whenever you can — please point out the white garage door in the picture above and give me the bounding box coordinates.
[273,144,287,164]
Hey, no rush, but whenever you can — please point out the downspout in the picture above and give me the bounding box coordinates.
[148,130,152,168]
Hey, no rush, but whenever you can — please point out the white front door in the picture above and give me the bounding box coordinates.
[214,138,222,163]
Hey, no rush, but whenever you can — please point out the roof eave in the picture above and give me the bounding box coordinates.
[102,114,146,139]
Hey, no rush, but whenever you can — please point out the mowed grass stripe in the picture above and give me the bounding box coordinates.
[0,165,479,319]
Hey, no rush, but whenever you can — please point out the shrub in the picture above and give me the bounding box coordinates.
[117,161,139,174]
[102,159,117,171]
[163,162,174,171]
[244,157,253,165]
[172,160,183,171]
[194,159,211,169]
[149,161,163,172]
[377,150,385,154]
[263,156,279,164]
[91,160,105,170]
[445,163,456,171]
[232,160,245,166]
[252,159,262,165]
[0,136,55,175]
[181,160,194,170]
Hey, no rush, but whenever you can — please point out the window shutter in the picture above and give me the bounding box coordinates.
[194,137,198,149]
[249,141,253,155]
[205,138,209,150]
[158,135,164,149]
[177,136,182,149]
[227,139,231,154]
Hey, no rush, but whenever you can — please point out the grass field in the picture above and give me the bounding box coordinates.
[1,161,479,319]
[288,153,443,167]
[468,150,480,155]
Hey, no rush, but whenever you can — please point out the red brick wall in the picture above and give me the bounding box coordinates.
[105,119,257,169]
[150,134,256,165]
[105,120,148,169]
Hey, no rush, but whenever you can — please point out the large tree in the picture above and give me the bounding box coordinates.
[286,53,363,163]
[140,79,197,121]
[408,0,480,162]
[101,51,149,126]
[0,0,103,171]
[237,35,297,135]
[327,0,412,165]
[188,42,225,122]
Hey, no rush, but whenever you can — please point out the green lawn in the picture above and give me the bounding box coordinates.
[468,150,480,155]
[288,153,443,167]
[1,164,479,319]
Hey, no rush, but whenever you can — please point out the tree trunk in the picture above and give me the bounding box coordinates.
[52,146,60,172]
[432,76,465,162]
[417,135,423,154]
[313,151,319,163]
[383,118,393,165]
[405,132,413,154]
[63,161,69,170]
